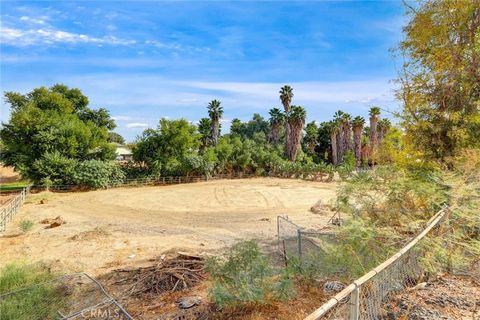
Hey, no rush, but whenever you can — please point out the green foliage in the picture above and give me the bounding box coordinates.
[397,0,480,160]
[72,160,125,189]
[206,241,294,308]
[19,220,34,232]
[0,84,116,184]
[32,151,77,185]
[0,263,65,320]
[107,132,125,144]
[133,118,200,176]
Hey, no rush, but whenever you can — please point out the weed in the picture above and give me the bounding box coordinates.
[19,220,34,232]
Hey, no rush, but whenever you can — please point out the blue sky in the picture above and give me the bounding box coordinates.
[1,1,406,142]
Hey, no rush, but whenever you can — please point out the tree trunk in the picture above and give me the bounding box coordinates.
[368,116,378,165]
[343,122,353,154]
[288,121,303,161]
[285,120,291,158]
[353,126,363,168]
[331,131,338,165]
[211,119,219,145]
[270,123,280,145]
[336,128,344,163]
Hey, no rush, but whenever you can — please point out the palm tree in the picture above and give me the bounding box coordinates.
[326,121,339,165]
[351,116,365,168]
[368,106,381,165]
[377,118,391,146]
[207,99,223,146]
[279,85,294,157]
[333,111,345,163]
[286,105,306,161]
[340,112,352,156]
[268,108,284,145]
[198,117,211,150]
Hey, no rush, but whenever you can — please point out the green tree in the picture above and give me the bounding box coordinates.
[108,132,125,144]
[368,107,381,165]
[268,108,285,145]
[198,118,212,150]
[133,118,200,175]
[377,118,391,146]
[279,85,294,159]
[207,100,223,146]
[397,0,480,160]
[286,106,306,161]
[352,116,365,168]
[230,118,246,138]
[303,121,319,155]
[0,84,115,183]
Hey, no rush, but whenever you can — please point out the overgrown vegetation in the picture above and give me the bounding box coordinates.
[0,263,65,320]
[206,241,294,308]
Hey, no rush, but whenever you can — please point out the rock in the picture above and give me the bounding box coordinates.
[176,296,201,309]
[40,199,47,204]
[259,218,270,222]
[323,281,346,294]
[43,216,64,228]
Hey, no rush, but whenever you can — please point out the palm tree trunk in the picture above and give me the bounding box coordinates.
[288,121,302,161]
[270,123,280,145]
[285,121,291,158]
[336,128,344,163]
[343,122,353,154]
[331,131,338,165]
[211,119,219,145]
[369,116,378,165]
[353,126,362,167]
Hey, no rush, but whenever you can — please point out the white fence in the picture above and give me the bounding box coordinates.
[304,206,449,320]
[0,186,31,233]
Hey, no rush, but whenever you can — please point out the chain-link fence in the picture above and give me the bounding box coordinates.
[0,185,30,233]
[304,206,449,320]
[277,216,336,262]
[0,273,132,320]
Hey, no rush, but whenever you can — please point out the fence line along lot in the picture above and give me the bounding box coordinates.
[0,177,337,276]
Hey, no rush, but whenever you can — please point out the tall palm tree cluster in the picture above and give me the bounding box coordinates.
[199,87,389,167]
[326,106,390,167]
[276,85,307,161]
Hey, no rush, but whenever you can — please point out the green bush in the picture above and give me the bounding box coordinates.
[73,160,125,189]
[0,263,66,320]
[32,151,77,185]
[206,241,294,308]
[19,220,34,232]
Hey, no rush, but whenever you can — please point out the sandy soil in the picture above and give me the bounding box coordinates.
[0,178,337,276]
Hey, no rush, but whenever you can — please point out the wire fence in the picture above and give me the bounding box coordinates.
[303,206,450,320]
[0,185,31,233]
[277,216,336,262]
[0,272,133,320]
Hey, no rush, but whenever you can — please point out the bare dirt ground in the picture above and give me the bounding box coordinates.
[0,178,337,276]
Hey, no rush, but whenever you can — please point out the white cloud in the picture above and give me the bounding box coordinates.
[126,122,149,128]
[0,27,136,47]
[19,16,46,24]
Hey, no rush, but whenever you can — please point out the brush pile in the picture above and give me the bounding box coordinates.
[114,253,205,297]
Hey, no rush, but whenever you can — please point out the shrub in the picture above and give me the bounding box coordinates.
[72,160,125,189]
[19,220,34,232]
[206,241,294,308]
[31,151,77,185]
[0,263,66,320]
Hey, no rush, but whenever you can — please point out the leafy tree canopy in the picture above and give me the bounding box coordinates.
[0,84,116,182]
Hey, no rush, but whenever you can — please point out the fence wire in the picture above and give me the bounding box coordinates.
[304,206,450,320]
[0,273,132,320]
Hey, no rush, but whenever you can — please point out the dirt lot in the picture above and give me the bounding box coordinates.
[0,178,337,275]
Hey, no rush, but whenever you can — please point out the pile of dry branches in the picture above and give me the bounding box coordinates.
[114,253,205,297]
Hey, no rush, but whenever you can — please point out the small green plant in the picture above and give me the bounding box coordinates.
[206,241,294,308]
[0,263,66,320]
[19,220,34,232]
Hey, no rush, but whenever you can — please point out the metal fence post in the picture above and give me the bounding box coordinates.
[350,284,360,320]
